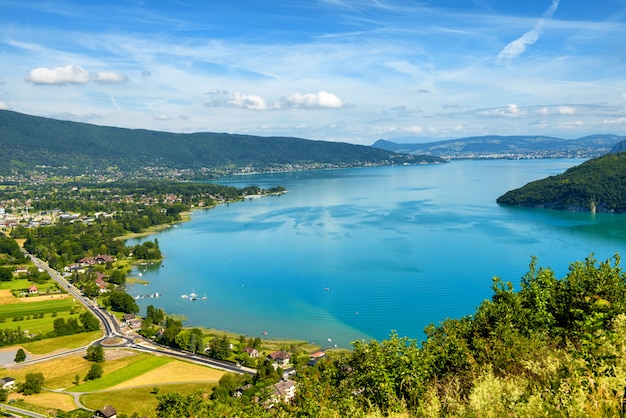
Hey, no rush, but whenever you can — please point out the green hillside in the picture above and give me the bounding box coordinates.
[0,110,441,179]
[497,152,626,213]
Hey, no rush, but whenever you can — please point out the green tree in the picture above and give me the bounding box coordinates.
[0,267,13,282]
[86,363,103,380]
[14,348,26,363]
[107,291,139,314]
[209,334,231,360]
[21,372,44,395]
[85,345,105,363]
[80,311,100,332]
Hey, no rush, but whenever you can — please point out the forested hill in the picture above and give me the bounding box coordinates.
[373,134,624,159]
[497,152,626,213]
[0,110,441,179]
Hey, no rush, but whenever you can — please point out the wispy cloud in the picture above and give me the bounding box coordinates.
[497,0,560,63]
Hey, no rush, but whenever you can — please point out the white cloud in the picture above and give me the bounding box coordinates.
[497,0,560,62]
[537,105,575,115]
[25,65,127,85]
[94,71,128,84]
[227,92,269,110]
[26,64,90,85]
[621,93,626,100]
[478,104,526,117]
[0,101,7,110]
[284,91,344,109]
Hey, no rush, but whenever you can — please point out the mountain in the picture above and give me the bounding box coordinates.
[0,110,443,179]
[496,152,626,213]
[372,135,625,159]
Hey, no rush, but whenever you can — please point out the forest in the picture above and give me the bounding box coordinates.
[0,109,439,179]
[497,151,626,213]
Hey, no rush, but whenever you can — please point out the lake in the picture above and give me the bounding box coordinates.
[127,159,626,348]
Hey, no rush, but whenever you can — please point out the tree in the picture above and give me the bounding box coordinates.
[14,348,26,363]
[0,267,13,282]
[86,363,103,380]
[80,311,100,332]
[85,345,105,363]
[108,291,139,314]
[209,334,232,360]
[22,373,44,395]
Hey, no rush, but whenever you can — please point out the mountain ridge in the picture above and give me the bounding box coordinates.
[373,134,625,159]
[0,110,441,180]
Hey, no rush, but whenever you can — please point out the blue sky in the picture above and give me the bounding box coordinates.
[1,0,626,144]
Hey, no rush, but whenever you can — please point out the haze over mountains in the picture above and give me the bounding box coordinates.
[373,135,626,159]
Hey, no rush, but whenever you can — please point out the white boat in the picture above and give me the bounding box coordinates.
[181,294,189,299]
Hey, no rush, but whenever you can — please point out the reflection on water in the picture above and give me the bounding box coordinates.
[126,159,626,348]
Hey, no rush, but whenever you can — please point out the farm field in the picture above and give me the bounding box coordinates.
[3,349,224,415]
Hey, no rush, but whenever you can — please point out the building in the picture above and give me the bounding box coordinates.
[92,405,117,418]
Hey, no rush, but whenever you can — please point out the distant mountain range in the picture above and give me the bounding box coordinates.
[372,135,626,159]
[0,110,442,180]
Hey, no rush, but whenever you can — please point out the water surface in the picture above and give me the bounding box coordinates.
[128,160,626,348]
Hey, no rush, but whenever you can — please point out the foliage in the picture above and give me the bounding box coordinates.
[0,109,433,178]
[85,345,105,363]
[497,152,626,213]
[145,254,626,417]
[107,291,139,314]
[14,347,26,363]
[208,334,231,360]
[21,372,44,395]
[85,363,103,380]
[80,311,100,332]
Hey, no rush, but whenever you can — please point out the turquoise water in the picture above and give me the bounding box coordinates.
[128,159,626,348]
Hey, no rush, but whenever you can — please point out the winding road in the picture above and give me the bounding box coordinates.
[27,253,255,375]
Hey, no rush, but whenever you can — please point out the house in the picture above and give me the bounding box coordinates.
[95,254,115,264]
[92,405,117,418]
[123,314,136,323]
[95,277,107,293]
[128,319,142,329]
[0,377,15,391]
[233,383,253,398]
[78,257,97,266]
[267,350,291,366]
[269,379,297,404]
[282,367,296,380]
[307,351,326,366]
[243,347,259,358]
[28,285,38,295]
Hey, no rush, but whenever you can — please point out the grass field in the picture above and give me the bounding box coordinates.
[9,391,78,413]
[0,278,61,293]
[74,354,173,392]
[4,349,224,416]
[21,330,102,355]
[0,309,82,335]
[82,382,216,417]
[0,297,79,320]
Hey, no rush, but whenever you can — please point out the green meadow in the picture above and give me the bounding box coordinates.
[73,355,173,392]
[0,298,80,320]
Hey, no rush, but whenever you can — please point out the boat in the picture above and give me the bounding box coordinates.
[324,287,329,291]
[181,294,189,299]
[262,331,268,335]
[201,293,207,300]
[189,291,197,301]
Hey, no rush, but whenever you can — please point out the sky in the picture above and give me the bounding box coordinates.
[1,0,626,145]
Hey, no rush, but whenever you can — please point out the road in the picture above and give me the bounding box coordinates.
[0,402,48,418]
[26,253,255,375]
